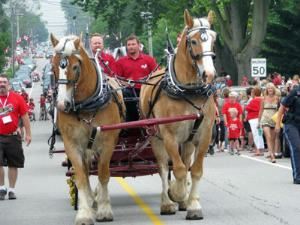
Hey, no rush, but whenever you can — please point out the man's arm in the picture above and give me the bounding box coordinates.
[21,113,31,146]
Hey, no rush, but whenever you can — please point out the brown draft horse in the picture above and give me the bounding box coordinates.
[140,10,217,220]
[51,34,125,225]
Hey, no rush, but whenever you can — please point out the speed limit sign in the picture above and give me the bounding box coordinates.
[251,58,266,77]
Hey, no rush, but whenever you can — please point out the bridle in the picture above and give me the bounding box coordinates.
[55,53,82,112]
[54,42,108,113]
[185,20,216,81]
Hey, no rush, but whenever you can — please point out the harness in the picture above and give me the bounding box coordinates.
[145,21,216,142]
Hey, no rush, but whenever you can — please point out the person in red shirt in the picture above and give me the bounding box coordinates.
[227,108,242,155]
[225,74,233,87]
[114,34,158,88]
[39,94,48,120]
[20,88,28,103]
[272,72,282,87]
[245,86,265,156]
[0,74,31,200]
[222,91,243,127]
[90,33,116,76]
[28,98,36,121]
[114,34,158,121]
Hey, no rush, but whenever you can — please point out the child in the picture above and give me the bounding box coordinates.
[227,108,243,155]
[28,98,36,121]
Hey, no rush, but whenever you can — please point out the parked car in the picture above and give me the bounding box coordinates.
[23,57,36,71]
[15,69,32,88]
[42,63,54,93]
[9,78,24,92]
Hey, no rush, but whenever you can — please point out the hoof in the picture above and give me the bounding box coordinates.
[96,212,113,222]
[178,201,187,211]
[160,204,177,215]
[186,209,203,220]
[75,218,94,225]
[96,217,113,222]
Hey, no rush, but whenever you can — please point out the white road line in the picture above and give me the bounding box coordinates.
[240,154,292,170]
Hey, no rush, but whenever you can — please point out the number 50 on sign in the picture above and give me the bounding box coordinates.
[251,58,266,77]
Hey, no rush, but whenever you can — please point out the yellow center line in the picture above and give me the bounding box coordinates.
[115,177,165,225]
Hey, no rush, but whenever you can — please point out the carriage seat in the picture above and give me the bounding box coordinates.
[122,87,140,122]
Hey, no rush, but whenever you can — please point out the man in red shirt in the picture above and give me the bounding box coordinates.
[114,34,158,88]
[0,74,31,200]
[225,75,233,87]
[90,33,115,76]
[114,34,158,121]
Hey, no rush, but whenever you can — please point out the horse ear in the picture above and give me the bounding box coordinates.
[79,32,83,41]
[207,10,214,25]
[50,33,59,47]
[74,38,81,50]
[184,9,193,28]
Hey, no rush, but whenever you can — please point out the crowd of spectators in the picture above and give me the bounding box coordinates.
[213,71,300,164]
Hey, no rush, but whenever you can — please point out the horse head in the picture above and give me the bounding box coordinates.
[50,34,96,112]
[178,10,216,84]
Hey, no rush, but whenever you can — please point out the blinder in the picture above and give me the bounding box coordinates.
[56,56,81,85]
[186,26,215,61]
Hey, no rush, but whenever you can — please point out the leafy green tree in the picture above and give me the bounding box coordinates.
[261,0,300,77]
[0,0,10,72]
[192,0,271,83]
[19,10,48,43]
[61,0,91,35]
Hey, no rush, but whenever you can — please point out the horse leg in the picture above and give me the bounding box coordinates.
[95,136,115,222]
[64,141,95,225]
[185,133,211,220]
[163,135,188,203]
[151,137,177,215]
[178,142,195,211]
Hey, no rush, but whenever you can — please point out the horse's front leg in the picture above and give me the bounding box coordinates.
[64,141,95,225]
[95,135,115,222]
[178,142,195,211]
[151,137,177,215]
[162,134,188,203]
[185,135,210,220]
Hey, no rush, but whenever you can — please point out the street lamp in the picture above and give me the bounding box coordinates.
[140,11,153,56]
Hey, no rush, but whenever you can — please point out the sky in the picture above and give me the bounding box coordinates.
[39,0,67,38]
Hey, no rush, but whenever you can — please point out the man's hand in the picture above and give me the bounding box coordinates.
[24,134,31,146]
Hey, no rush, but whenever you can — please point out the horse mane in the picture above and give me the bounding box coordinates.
[53,35,84,58]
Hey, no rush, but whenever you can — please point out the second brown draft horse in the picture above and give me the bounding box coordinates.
[140,10,217,220]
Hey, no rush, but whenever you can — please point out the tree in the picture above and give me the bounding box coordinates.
[261,0,300,77]
[0,0,10,72]
[19,10,48,43]
[191,0,271,83]
[61,0,91,36]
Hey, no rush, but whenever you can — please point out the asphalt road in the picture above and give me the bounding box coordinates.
[0,58,299,225]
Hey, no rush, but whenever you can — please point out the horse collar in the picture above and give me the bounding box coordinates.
[161,54,215,99]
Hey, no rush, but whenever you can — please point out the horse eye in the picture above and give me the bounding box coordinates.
[72,65,79,72]
[59,58,68,69]
[191,40,197,45]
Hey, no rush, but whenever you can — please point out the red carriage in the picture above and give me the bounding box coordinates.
[50,10,216,225]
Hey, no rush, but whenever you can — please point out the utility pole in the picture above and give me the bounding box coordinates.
[10,0,15,78]
[140,2,153,56]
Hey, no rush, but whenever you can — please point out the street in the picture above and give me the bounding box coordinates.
[0,59,299,225]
